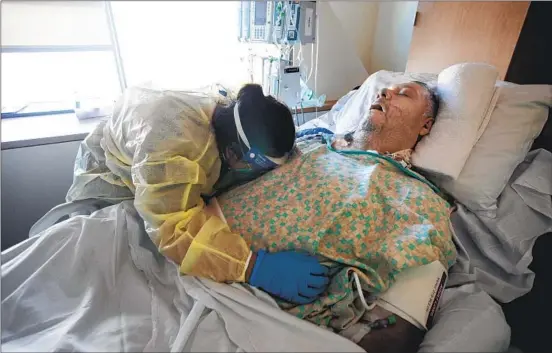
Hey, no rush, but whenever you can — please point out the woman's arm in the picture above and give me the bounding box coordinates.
[133,146,253,282]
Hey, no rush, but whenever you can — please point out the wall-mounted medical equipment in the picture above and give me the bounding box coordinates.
[239,1,271,43]
[239,1,321,114]
[278,65,302,108]
[298,1,316,44]
[257,57,300,108]
[239,1,314,45]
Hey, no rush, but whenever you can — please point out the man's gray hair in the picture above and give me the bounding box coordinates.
[412,81,440,119]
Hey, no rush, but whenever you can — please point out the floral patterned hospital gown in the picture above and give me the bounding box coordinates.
[217,136,457,331]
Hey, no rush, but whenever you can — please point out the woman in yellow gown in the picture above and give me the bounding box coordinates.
[66,84,329,304]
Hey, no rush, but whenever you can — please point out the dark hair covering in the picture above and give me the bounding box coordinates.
[212,84,295,158]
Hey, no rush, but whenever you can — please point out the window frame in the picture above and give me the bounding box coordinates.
[0,1,127,119]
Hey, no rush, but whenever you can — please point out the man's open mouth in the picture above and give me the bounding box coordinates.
[370,103,384,112]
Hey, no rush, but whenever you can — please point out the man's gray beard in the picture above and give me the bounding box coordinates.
[358,117,380,133]
[351,119,383,150]
[354,119,377,136]
[351,129,371,150]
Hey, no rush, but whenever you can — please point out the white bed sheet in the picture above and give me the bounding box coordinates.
[1,201,363,352]
[2,201,511,352]
[448,148,552,302]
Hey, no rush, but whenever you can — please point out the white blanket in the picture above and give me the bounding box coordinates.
[448,149,552,302]
[1,201,363,352]
[1,201,511,353]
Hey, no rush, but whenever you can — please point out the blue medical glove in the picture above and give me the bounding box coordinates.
[248,249,329,304]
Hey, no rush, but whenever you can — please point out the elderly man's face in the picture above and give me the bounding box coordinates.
[353,82,434,152]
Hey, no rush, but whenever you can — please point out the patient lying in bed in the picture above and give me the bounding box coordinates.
[215,81,457,352]
[1,81,506,353]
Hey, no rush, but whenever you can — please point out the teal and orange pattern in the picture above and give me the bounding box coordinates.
[218,140,457,330]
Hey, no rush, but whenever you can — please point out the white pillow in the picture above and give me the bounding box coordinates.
[411,63,499,179]
[433,82,552,218]
[332,64,499,179]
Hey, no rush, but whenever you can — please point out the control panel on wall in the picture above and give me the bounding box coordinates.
[238,1,315,45]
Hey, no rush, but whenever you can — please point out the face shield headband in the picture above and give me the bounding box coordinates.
[233,103,289,172]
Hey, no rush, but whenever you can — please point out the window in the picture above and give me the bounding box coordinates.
[110,1,245,90]
[110,1,275,91]
[2,51,121,117]
[1,1,278,119]
[1,1,123,118]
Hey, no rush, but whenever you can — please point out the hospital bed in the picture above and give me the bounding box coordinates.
[297,68,552,351]
[2,66,551,352]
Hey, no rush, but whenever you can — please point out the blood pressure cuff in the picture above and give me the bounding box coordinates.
[376,260,448,331]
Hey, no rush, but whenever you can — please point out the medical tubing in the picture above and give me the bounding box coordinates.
[314,9,320,117]
[324,137,442,194]
[170,301,206,353]
[306,41,315,83]
[353,272,376,311]
[369,315,397,330]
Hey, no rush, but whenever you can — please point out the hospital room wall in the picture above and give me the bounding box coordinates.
[1,141,81,250]
[299,1,418,100]
[369,1,419,73]
[327,2,379,75]
[298,2,370,101]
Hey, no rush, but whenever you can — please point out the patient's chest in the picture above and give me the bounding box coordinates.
[218,145,456,276]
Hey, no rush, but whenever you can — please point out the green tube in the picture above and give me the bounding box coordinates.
[324,136,442,195]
